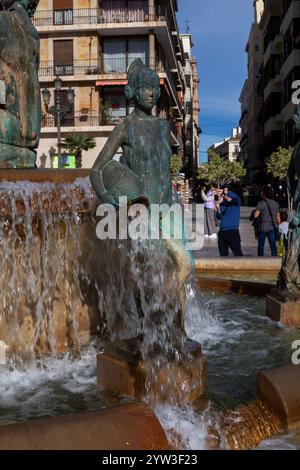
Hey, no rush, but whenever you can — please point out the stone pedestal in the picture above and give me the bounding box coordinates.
[97,337,207,404]
[266,295,300,327]
[258,364,300,430]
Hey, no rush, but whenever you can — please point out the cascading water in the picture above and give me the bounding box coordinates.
[0,178,97,363]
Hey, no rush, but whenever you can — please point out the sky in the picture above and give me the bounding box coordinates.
[177,0,253,162]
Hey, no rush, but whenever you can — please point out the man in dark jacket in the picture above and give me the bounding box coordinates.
[254,186,280,257]
[216,186,243,257]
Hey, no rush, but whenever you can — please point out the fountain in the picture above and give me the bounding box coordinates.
[90,58,207,406]
[0,4,299,449]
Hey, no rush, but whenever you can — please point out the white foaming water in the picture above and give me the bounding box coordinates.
[154,404,217,450]
[185,280,229,348]
[0,345,99,425]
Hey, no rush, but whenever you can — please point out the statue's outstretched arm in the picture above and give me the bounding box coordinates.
[90,121,125,199]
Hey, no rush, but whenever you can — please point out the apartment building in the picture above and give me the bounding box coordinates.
[239,0,300,183]
[208,128,241,162]
[239,0,264,183]
[34,0,187,168]
[181,34,201,178]
[260,0,300,157]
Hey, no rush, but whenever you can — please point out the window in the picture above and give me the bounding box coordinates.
[103,87,127,124]
[103,39,126,73]
[53,40,74,75]
[128,38,149,67]
[102,37,149,73]
[53,0,73,25]
[102,86,134,124]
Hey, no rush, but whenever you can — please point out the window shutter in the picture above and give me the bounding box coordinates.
[53,0,73,9]
[53,40,74,66]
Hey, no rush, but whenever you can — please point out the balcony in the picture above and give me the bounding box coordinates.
[264,77,283,101]
[33,6,166,28]
[41,114,107,130]
[239,109,248,126]
[281,0,300,36]
[38,55,183,116]
[264,114,283,136]
[39,60,100,79]
[170,120,183,149]
[239,133,249,147]
[34,5,179,73]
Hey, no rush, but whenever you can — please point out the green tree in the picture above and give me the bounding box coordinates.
[61,133,97,169]
[197,150,246,187]
[266,146,293,181]
[170,154,183,181]
[100,103,112,125]
[266,146,293,210]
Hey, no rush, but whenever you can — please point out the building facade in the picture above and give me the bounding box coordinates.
[260,0,300,157]
[240,0,300,183]
[239,0,264,183]
[208,128,241,162]
[181,34,201,178]
[34,0,191,168]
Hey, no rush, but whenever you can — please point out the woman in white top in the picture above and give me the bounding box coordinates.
[201,184,217,238]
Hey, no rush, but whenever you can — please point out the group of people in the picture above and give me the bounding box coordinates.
[201,184,289,257]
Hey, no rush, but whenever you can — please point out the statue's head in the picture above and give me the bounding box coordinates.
[125,59,161,113]
[0,0,39,16]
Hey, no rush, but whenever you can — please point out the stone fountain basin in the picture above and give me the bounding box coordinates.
[0,170,299,450]
[0,403,168,450]
[196,258,300,328]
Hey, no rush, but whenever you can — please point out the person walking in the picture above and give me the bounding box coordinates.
[215,186,243,256]
[201,184,217,239]
[254,187,281,257]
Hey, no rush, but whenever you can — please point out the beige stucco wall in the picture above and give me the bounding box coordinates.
[75,34,99,61]
[40,38,50,62]
[37,134,109,169]
[37,0,51,10]
[39,34,99,63]
[36,0,99,11]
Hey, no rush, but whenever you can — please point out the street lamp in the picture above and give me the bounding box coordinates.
[42,75,74,169]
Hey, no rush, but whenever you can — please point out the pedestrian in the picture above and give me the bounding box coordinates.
[278,211,289,255]
[201,184,218,238]
[215,186,243,256]
[254,186,281,257]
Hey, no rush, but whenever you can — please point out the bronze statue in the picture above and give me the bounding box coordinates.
[91,59,173,207]
[91,59,193,341]
[279,106,300,298]
[0,1,41,168]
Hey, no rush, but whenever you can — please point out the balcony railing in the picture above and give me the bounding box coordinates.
[41,115,101,128]
[39,56,173,75]
[170,120,183,148]
[33,6,167,27]
[39,60,100,77]
[39,57,160,77]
